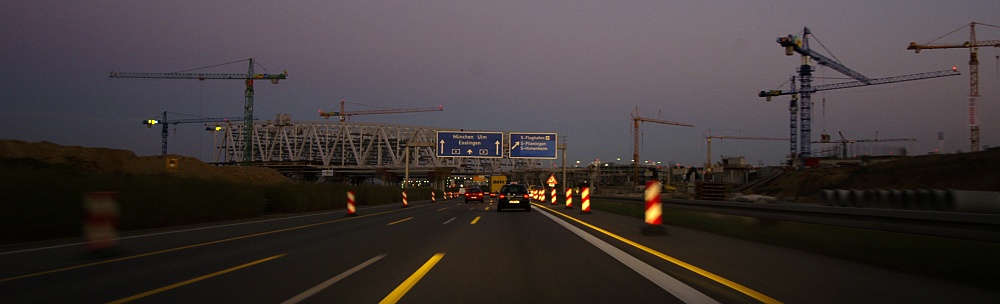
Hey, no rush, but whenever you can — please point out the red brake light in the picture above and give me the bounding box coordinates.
[499,194,506,199]
[522,194,530,199]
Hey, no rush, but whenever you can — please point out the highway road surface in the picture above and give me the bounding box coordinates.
[2,198,997,303]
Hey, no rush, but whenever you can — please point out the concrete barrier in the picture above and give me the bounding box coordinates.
[820,188,1000,214]
[950,190,1000,214]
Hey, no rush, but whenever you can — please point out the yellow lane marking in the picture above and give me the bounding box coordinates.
[470,216,481,225]
[387,217,414,225]
[3,204,428,283]
[107,254,285,304]
[533,203,781,304]
[379,253,445,304]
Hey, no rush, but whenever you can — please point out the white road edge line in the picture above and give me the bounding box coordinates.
[442,217,457,225]
[535,209,719,304]
[281,254,387,304]
[2,204,405,255]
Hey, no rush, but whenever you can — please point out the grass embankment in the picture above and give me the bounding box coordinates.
[0,162,435,245]
[591,200,1000,289]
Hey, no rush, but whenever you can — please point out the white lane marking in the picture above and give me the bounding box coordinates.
[442,217,457,225]
[2,205,401,255]
[281,254,387,304]
[535,209,719,304]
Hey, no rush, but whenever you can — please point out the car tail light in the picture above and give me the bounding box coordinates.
[499,194,506,199]
[522,194,530,199]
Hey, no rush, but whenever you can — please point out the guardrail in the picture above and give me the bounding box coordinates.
[594,195,1000,243]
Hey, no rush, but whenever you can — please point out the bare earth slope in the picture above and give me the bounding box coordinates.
[751,148,1000,202]
[0,140,290,186]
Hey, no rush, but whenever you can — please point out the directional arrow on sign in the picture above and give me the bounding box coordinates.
[495,140,501,155]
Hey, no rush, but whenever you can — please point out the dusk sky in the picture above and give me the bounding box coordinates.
[3,1,998,167]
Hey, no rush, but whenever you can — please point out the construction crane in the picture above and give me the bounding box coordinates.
[110,58,287,165]
[704,132,786,173]
[760,27,961,164]
[632,106,694,183]
[142,111,254,156]
[319,99,444,122]
[814,131,916,159]
[908,22,1000,152]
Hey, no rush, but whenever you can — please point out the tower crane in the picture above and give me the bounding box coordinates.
[704,132,786,173]
[319,99,444,122]
[759,27,961,163]
[142,111,255,156]
[632,106,694,183]
[814,131,916,159]
[908,22,1000,152]
[111,58,287,165]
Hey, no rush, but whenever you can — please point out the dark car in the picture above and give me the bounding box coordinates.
[496,184,530,212]
[464,187,484,203]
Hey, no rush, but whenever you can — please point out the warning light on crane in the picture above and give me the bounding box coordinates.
[144,119,160,127]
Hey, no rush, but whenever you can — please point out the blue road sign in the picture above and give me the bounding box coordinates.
[436,131,504,158]
[509,132,558,159]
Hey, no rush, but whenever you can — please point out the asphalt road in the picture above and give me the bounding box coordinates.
[2,197,997,303]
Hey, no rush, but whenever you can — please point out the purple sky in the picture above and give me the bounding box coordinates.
[3,1,999,167]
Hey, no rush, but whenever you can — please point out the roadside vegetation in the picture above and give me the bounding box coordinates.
[0,159,435,245]
[590,199,1000,289]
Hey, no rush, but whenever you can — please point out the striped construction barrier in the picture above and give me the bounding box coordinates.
[565,188,573,209]
[642,181,666,235]
[346,191,357,216]
[83,191,120,252]
[580,187,591,214]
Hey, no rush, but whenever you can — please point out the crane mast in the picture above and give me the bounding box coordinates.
[142,111,253,156]
[631,107,693,183]
[908,22,1000,152]
[761,27,961,163]
[111,58,287,165]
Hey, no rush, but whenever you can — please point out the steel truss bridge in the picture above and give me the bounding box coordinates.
[206,118,553,181]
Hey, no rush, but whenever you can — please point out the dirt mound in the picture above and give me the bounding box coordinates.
[751,148,1000,203]
[0,140,291,186]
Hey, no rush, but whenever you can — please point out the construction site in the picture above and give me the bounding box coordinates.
[89,23,1000,201]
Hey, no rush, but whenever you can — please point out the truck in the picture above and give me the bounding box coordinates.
[489,175,507,196]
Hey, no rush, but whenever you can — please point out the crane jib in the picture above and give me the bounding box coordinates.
[109,72,287,80]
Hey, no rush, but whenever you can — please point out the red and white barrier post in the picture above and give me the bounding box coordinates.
[402,190,409,208]
[346,190,357,216]
[550,188,557,205]
[580,187,591,214]
[565,188,573,209]
[83,191,120,252]
[431,191,436,203]
[642,181,666,235]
